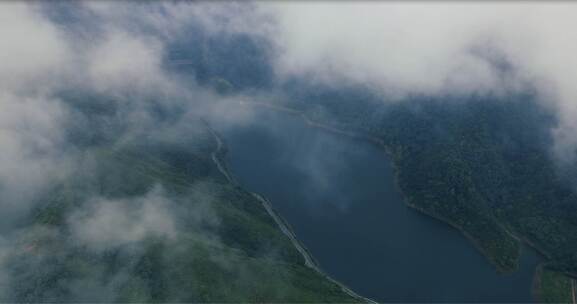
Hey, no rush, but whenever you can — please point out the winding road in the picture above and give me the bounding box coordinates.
[202,120,376,303]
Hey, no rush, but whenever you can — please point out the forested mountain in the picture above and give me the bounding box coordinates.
[3,2,577,303]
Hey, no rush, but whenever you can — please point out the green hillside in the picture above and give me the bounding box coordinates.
[3,119,356,303]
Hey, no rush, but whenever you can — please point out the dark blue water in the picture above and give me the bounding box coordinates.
[214,107,541,303]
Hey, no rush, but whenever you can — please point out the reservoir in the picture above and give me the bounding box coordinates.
[214,106,541,302]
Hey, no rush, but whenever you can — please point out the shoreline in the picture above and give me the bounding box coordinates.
[238,100,518,263]
[533,264,577,303]
[203,121,376,304]
[237,100,557,296]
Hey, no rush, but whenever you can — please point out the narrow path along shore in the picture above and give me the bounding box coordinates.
[234,100,557,298]
[237,101,391,151]
[202,120,376,304]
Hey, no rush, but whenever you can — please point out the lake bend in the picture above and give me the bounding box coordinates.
[213,106,541,303]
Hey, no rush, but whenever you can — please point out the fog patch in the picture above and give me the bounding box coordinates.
[253,2,577,163]
[68,186,177,251]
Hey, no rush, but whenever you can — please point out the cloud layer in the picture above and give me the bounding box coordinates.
[69,186,178,251]
[0,4,240,300]
[1,0,576,241]
[1,3,577,297]
[259,2,577,161]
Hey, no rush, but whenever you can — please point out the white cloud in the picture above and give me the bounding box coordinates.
[0,2,227,299]
[0,3,73,223]
[69,187,177,250]
[0,2,191,221]
[0,93,70,215]
[0,3,68,93]
[86,30,170,94]
[259,2,577,161]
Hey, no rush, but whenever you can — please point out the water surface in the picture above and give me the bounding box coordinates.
[214,107,540,302]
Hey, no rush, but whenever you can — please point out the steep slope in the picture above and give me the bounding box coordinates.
[3,118,357,302]
[266,86,577,299]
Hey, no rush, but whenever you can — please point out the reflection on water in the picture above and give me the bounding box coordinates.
[214,107,541,303]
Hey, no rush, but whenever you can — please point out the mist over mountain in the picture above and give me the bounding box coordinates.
[0,1,576,302]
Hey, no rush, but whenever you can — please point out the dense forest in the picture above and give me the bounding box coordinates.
[11,3,575,302]
[275,83,577,301]
[159,17,577,300]
[2,93,356,302]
